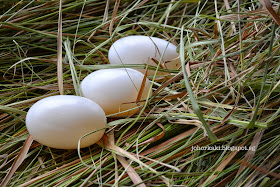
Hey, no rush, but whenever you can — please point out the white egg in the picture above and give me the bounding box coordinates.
[25,95,106,149]
[108,35,180,75]
[80,68,151,117]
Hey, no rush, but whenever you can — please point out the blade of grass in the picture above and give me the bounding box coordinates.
[1,135,33,187]
[116,155,146,187]
[247,16,277,129]
[180,25,217,142]
[259,0,280,26]
[57,0,63,95]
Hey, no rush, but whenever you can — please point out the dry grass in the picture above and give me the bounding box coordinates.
[1,0,280,186]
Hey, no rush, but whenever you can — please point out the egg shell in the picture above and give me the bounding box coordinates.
[25,95,106,149]
[80,68,151,117]
[108,35,181,75]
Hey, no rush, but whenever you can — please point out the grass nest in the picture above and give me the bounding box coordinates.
[1,0,280,186]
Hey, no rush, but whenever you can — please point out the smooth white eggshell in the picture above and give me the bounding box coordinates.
[108,35,181,75]
[80,68,151,117]
[26,95,106,149]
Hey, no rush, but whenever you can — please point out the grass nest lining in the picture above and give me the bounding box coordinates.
[1,0,280,186]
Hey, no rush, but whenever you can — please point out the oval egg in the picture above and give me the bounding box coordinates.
[25,95,106,149]
[81,68,151,117]
[108,35,180,75]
